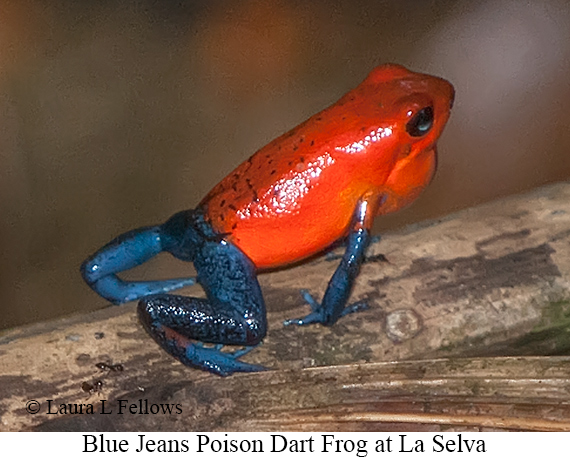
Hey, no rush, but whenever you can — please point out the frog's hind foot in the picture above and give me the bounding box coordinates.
[138,293,267,376]
[183,342,267,376]
[143,321,267,376]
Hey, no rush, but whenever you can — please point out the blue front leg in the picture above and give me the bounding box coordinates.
[284,199,373,327]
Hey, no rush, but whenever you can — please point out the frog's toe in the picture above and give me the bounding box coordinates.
[283,290,326,326]
[283,312,323,327]
[341,300,369,317]
[228,344,260,359]
[300,289,320,311]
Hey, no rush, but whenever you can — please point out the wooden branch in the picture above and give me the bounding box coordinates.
[2,181,570,431]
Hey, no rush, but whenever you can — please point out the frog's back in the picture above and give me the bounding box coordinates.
[200,120,365,269]
[200,64,454,269]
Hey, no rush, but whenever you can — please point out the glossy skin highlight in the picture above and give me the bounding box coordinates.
[202,64,453,268]
[81,64,454,376]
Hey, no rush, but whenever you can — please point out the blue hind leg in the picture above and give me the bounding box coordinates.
[81,223,196,304]
[138,238,267,376]
[81,226,196,305]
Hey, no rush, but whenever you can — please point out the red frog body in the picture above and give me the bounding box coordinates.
[201,64,454,268]
[81,64,454,376]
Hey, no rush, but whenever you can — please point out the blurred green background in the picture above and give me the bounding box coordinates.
[1,0,570,330]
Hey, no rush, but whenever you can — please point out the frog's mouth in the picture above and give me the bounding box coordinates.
[378,145,437,215]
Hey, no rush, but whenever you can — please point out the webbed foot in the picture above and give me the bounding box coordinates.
[154,325,267,376]
[183,342,267,376]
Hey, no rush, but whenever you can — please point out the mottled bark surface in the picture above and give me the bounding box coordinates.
[2,181,570,431]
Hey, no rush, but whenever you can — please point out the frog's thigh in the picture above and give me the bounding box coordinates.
[139,238,267,346]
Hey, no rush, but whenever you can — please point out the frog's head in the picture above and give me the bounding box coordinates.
[364,64,455,214]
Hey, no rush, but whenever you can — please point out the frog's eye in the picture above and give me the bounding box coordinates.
[406,106,433,137]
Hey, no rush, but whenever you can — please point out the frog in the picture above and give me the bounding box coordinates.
[81,64,454,376]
